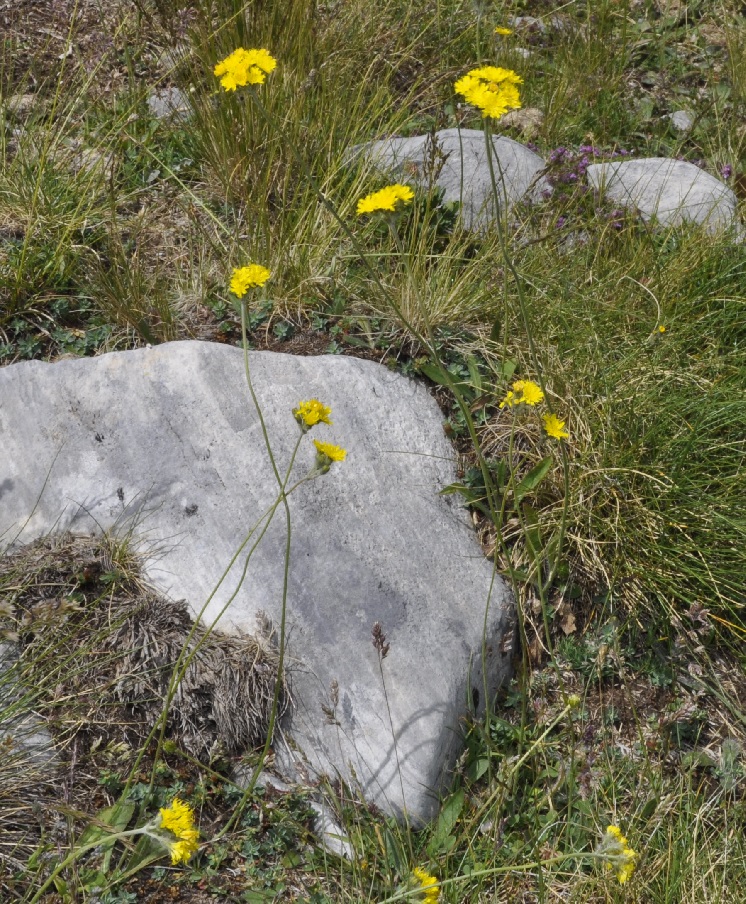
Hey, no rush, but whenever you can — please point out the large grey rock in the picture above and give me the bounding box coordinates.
[355,128,549,230]
[587,157,743,236]
[0,341,514,824]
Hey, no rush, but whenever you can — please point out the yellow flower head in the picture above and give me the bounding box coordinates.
[543,412,569,440]
[158,799,199,864]
[214,47,277,91]
[500,379,544,408]
[413,867,440,902]
[454,66,522,120]
[294,399,333,431]
[230,264,271,297]
[356,184,414,216]
[313,439,347,462]
[494,26,513,35]
[658,324,666,333]
[598,825,638,885]
[169,835,199,864]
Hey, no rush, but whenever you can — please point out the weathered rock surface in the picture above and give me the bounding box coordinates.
[587,157,743,236]
[147,86,190,122]
[667,109,695,132]
[354,128,549,230]
[0,341,515,824]
[0,642,57,769]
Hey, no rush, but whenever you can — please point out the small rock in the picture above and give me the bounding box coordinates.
[586,157,743,237]
[508,15,546,33]
[668,110,695,132]
[500,107,544,139]
[66,146,116,178]
[353,128,549,231]
[0,643,58,769]
[147,86,190,122]
[4,94,44,119]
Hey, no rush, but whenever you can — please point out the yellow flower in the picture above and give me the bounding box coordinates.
[158,799,199,865]
[313,439,347,462]
[169,835,200,865]
[294,399,333,431]
[494,26,513,35]
[500,379,544,408]
[413,867,440,902]
[159,798,195,836]
[230,264,271,297]
[214,47,277,91]
[454,65,522,120]
[356,184,414,216]
[543,412,569,440]
[658,324,666,333]
[598,825,638,885]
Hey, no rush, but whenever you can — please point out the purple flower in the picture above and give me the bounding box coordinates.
[556,215,567,228]
[721,164,733,180]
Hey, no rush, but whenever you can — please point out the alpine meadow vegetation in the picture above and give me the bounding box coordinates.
[1,0,745,901]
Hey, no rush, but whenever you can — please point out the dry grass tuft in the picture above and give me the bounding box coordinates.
[0,532,285,871]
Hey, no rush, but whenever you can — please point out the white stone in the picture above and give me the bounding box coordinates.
[668,110,695,132]
[0,642,57,768]
[0,342,515,824]
[147,87,190,122]
[586,157,743,236]
[354,128,548,230]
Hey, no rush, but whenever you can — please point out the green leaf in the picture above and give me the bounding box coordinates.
[467,755,491,783]
[419,362,452,387]
[427,788,464,857]
[78,800,136,854]
[383,822,408,875]
[522,503,542,555]
[515,457,553,503]
[639,797,659,821]
[465,356,484,394]
[501,359,517,380]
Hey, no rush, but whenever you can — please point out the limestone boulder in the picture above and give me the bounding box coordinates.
[354,128,549,230]
[0,341,515,824]
[586,157,743,236]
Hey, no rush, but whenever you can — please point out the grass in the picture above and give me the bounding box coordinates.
[1,0,745,900]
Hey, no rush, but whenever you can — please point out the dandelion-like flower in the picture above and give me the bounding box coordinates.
[658,325,666,333]
[294,399,333,432]
[356,184,414,216]
[494,26,513,35]
[500,379,544,408]
[158,799,199,865]
[230,264,271,297]
[454,65,522,120]
[597,825,638,885]
[313,439,347,462]
[543,412,569,440]
[413,867,440,902]
[214,47,277,91]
